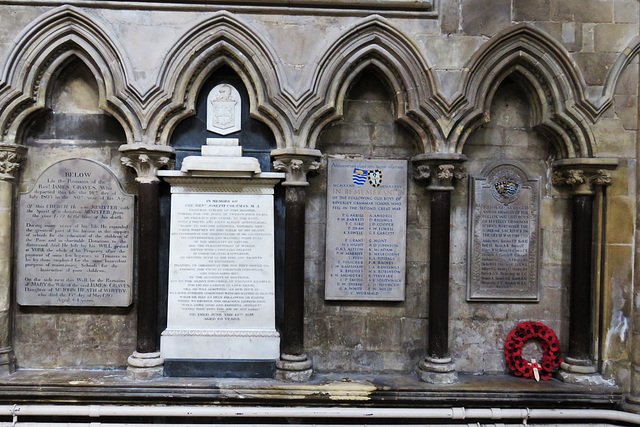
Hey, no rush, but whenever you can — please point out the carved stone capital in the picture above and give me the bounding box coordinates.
[411,153,467,191]
[119,144,175,183]
[0,143,27,182]
[552,158,618,195]
[271,148,322,187]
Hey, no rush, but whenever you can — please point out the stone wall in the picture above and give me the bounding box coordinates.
[0,0,636,392]
[12,58,136,368]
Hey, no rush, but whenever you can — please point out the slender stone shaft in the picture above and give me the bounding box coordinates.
[0,180,15,374]
[120,144,173,380]
[281,186,306,356]
[136,180,160,353]
[0,143,25,376]
[412,155,465,384]
[568,194,594,361]
[272,149,320,381]
[428,190,451,359]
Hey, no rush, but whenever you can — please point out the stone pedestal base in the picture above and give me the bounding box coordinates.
[276,353,313,382]
[621,395,640,414]
[126,351,164,380]
[416,356,458,384]
[556,358,614,386]
[0,347,15,377]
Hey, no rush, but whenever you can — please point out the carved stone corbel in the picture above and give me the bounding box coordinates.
[271,148,321,186]
[411,153,467,191]
[0,143,27,181]
[551,158,617,195]
[119,144,175,183]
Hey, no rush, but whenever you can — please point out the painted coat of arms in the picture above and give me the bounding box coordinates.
[352,168,383,187]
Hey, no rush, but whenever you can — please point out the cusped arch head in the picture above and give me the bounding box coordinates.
[0,5,138,144]
[148,12,288,148]
[301,15,443,153]
[451,23,595,159]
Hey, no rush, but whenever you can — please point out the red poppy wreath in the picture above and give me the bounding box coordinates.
[504,321,563,380]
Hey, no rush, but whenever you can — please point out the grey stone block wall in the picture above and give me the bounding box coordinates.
[0,0,636,384]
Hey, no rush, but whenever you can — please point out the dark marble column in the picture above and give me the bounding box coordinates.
[0,143,26,376]
[120,144,174,380]
[272,149,320,382]
[552,159,617,384]
[412,154,466,384]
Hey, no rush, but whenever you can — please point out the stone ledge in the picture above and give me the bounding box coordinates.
[0,369,621,408]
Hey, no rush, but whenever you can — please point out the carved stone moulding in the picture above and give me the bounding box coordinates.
[17,0,436,16]
[0,143,27,181]
[271,148,322,187]
[411,153,467,191]
[119,144,175,183]
[551,158,619,195]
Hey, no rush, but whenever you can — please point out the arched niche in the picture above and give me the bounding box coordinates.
[157,65,284,344]
[169,65,277,171]
[316,68,420,157]
[306,68,426,373]
[24,58,126,145]
[450,75,570,374]
[14,57,134,370]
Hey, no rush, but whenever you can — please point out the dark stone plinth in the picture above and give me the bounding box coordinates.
[164,360,275,378]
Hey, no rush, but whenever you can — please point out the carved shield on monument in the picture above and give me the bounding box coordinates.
[207,84,241,135]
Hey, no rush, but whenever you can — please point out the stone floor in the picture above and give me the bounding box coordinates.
[0,369,622,409]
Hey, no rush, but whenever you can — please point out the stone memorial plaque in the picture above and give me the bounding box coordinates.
[160,178,280,361]
[467,161,541,301]
[17,158,134,306]
[325,158,407,301]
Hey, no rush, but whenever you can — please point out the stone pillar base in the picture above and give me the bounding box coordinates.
[621,395,640,414]
[416,356,458,384]
[556,358,614,386]
[276,353,313,382]
[126,351,164,380]
[0,347,15,377]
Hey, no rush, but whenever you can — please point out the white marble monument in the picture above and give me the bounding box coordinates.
[160,94,283,375]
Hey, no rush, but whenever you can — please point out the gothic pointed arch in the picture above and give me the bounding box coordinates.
[0,5,138,144]
[146,11,289,148]
[595,35,640,117]
[450,23,596,159]
[299,15,443,153]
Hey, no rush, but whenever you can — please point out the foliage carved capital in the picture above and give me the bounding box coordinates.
[411,153,467,191]
[0,143,27,181]
[119,144,175,183]
[271,148,322,187]
[551,158,618,195]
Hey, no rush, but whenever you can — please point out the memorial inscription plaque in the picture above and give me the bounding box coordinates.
[467,161,540,301]
[17,158,134,306]
[325,158,407,301]
[160,175,281,362]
